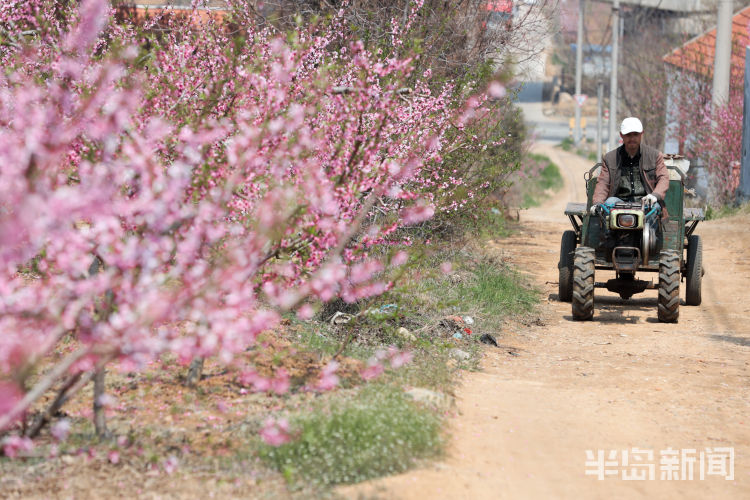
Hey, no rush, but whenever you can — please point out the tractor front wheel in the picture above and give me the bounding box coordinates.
[657,250,680,323]
[572,247,595,320]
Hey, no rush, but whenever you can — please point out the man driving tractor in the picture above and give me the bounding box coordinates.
[559,116,703,322]
[590,117,670,215]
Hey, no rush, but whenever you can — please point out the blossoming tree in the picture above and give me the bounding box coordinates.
[0,0,508,451]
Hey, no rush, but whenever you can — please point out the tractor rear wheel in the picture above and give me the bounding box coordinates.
[657,250,680,323]
[572,247,595,320]
[558,230,577,302]
[685,235,702,306]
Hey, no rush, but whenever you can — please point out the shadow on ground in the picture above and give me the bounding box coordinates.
[708,334,750,347]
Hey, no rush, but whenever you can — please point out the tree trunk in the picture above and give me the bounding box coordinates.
[93,368,108,437]
[185,357,204,387]
[26,372,85,438]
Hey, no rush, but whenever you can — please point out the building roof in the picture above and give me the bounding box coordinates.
[663,5,750,79]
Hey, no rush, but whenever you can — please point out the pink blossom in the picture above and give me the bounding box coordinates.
[349,260,384,285]
[391,251,408,267]
[108,450,120,464]
[440,262,453,274]
[271,368,290,395]
[316,360,340,391]
[163,455,179,475]
[389,350,414,369]
[488,81,506,99]
[237,369,271,392]
[50,419,71,442]
[296,304,314,320]
[64,0,109,54]
[260,417,291,447]
[0,382,22,430]
[360,360,385,381]
[400,203,435,225]
[373,349,389,361]
[2,435,33,458]
[96,393,116,409]
[70,356,97,375]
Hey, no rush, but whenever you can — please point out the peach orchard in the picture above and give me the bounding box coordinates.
[0,0,510,456]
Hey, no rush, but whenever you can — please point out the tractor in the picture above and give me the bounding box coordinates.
[557,155,704,322]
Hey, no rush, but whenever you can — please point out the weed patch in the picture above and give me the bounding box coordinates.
[557,139,599,163]
[259,384,442,486]
[705,200,750,220]
[530,154,564,191]
[508,153,563,209]
[453,261,538,320]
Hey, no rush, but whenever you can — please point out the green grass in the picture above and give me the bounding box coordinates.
[534,155,564,191]
[520,153,564,208]
[259,384,442,486]
[389,343,457,390]
[470,206,513,240]
[453,261,538,319]
[558,138,599,162]
[390,243,539,326]
[705,200,750,220]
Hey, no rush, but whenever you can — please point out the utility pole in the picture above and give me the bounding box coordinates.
[574,0,584,146]
[712,0,733,111]
[739,46,750,202]
[608,0,619,151]
[710,0,733,205]
[596,80,603,160]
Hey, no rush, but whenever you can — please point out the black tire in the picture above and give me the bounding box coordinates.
[572,247,595,320]
[658,250,680,323]
[558,230,577,302]
[685,235,702,306]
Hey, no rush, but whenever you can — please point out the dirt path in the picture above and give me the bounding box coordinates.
[342,144,750,499]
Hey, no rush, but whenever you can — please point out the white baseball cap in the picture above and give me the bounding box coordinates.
[620,117,643,135]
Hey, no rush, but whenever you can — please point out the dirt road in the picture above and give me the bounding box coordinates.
[343,144,750,499]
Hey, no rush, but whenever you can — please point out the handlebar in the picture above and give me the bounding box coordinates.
[584,163,603,182]
[644,204,661,219]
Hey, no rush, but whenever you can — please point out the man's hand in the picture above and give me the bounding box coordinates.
[642,193,657,208]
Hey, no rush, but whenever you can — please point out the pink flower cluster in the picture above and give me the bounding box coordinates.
[237,368,290,395]
[361,347,414,381]
[665,48,745,204]
[260,417,292,447]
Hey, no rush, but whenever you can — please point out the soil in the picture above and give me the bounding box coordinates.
[340,144,750,499]
[1,332,363,500]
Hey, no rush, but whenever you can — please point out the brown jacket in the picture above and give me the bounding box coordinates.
[592,144,670,205]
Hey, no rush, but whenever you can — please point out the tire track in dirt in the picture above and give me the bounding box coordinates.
[341,144,750,499]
